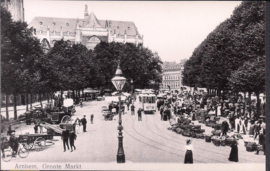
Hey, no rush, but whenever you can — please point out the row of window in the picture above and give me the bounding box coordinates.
[162,81,181,88]
[163,74,181,80]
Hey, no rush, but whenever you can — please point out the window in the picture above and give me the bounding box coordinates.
[40,22,43,25]
[53,22,56,26]
[66,23,69,26]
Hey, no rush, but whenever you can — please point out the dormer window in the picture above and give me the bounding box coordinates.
[128,27,130,30]
[53,22,56,26]
[40,22,43,25]
[40,30,43,34]
[117,26,119,29]
[66,23,69,26]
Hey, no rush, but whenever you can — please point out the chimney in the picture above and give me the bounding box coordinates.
[60,26,63,37]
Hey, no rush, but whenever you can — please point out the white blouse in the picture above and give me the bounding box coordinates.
[185,145,193,151]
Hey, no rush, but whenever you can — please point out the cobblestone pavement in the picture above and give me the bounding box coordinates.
[1,100,265,164]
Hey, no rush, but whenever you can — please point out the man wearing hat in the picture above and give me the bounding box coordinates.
[81,115,87,132]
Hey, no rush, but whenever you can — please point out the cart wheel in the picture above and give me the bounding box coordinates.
[34,137,46,151]
[61,115,71,123]
[22,143,34,151]
[2,149,12,162]
[18,146,29,158]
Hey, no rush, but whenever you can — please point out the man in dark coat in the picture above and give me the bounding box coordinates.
[256,131,265,155]
[131,104,135,115]
[221,121,229,136]
[81,115,87,132]
[7,125,15,136]
[69,130,77,152]
[138,108,142,121]
[90,114,94,124]
[62,129,70,152]
[160,106,164,120]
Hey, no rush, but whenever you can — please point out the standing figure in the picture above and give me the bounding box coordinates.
[184,139,193,164]
[62,128,70,152]
[138,108,142,121]
[80,100,83,108]
[221,121,229,136]
[131,103,135,115]
[256,130,265,155]
[69,130,77,152]
[7,125,15,136]
[39,123,43,134]
[254,120,261,140]
[160,105,164,120]
[81,115,87,132]
[228,140,238,162]
[126,100,130,111]
[90,114,94,124]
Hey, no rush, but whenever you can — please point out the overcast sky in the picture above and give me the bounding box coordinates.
[24,0,241,62]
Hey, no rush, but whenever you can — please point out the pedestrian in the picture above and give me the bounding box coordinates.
[81,115,87,132]
[254,120,261,140]
[160,106,164,120]
[131,103,135,115]
[7,125,15,136]
[184,139,193,164]
[34,124,38,133]
[62,128,70,152]
[256,130,265,155]
[69,130,77,152]
[39,123,43,134]
[80,100,83,108]
[126,100,130,111]
[221,121,229,136]
[91,114,94,124]
[138,108,142,121]
[74,118,81,133]
[228,139,238,162]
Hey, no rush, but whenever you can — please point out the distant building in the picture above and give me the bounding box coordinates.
[160,60,186,92]
[1,0,24,22]
[28,4,144,52]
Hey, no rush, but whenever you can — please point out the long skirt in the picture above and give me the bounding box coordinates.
[184,150,193,164]
[228,145,238,162]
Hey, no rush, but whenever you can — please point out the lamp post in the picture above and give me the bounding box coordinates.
[111,64,126,163]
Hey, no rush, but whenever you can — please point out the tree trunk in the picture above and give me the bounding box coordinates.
[255,91,260,117]
[5,94,9,121]
[26,93,29,111]
[13,94,17,120]
[243,92,246,117]
[72,90,75,100]
[30,93,33,109]
[39,93,43,108]
[47,93,49,103]
[248,91,251,118]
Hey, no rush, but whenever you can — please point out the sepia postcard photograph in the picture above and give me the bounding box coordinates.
[0,0,266,170]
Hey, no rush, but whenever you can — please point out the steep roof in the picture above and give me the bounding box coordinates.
[84,12,103,28]
[28,16,141,37]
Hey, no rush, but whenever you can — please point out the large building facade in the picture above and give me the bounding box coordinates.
[1,0,24,22]
[160,59,186,91]
[28,5,144,51]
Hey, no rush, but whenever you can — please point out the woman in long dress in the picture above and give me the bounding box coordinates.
[228,140,238,162]
[184,139,193,164]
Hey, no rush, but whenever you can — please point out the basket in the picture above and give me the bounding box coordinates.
[205,135,212,142]
[212,130,221,136]
[182,131,191,137]
[212,138,221,146]
[196,133,204,139]
[246,142,257,152]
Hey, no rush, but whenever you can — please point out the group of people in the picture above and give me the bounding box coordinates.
[156,90,266,163]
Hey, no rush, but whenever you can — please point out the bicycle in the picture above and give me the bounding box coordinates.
[2,142,29,162]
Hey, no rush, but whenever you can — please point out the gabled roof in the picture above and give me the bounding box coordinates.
[84,12,103,28]
[28,16,141,37]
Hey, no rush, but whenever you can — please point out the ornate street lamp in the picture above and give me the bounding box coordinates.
[111,64,126,163]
